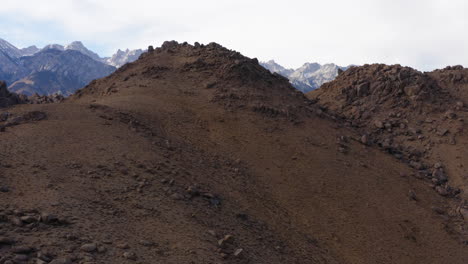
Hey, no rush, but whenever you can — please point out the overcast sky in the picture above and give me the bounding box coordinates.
[0,0,467,71]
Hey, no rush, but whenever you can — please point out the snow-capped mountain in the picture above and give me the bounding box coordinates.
[0,38,116,96]
[261,60,294,77]
[106,48,145,68]
[261,60,350,92]
[0,37,146,95]
[40,41,144,67]
[20,45,40,56]
[9,49,115,96]
[42,44,65,51]
[65,41,102,62]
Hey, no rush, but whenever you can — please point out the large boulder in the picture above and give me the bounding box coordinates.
[0,81,22,108]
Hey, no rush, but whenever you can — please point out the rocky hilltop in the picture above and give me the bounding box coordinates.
[308,63,468,214]
[0,42,467,263]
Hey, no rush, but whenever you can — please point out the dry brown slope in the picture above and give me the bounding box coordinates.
[0,43,466,263]
[73,42,468,263]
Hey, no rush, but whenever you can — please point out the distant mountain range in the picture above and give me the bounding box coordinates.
[0,38,145,96]
[1,37,349,95]
[261,60,351,92]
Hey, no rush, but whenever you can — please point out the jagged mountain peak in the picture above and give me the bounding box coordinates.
[42,44,65,51]
[105,47,144,68]
[261,60,349,93]
[0,38,23,58]
[63,41,101,62]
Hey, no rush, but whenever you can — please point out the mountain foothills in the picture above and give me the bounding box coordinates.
[261,60,349,92]
[0,41,467,263]
[0,38,144,96]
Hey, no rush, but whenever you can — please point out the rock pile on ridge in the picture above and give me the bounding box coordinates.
[0,81,64,109]
[308,63,468,202]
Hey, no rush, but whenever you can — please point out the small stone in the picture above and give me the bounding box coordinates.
[435,186,448,196]
[49,258,72,264]
[436,128,448,136]
[460,208,468,220]
[408,190,417,201]
[37,251,52,262]
[218,235,233,247]
[12,246,34,254]
[20,215,38,223]
[139,240,154,247]
[374,120,384,129]
[170,193,184,200]
[360,135,368,145]
[97,246,107,253]
[13,255,29,262]
[116,243,129,249]
[0,237,14,244]
[123,252,137,260]
[0,186,9,192]
[431,207,445,215]
[409,161,424,170]
[80,243,97,252]
[233,248,243,257]
[10,217,23,226]
[432,169,447,183]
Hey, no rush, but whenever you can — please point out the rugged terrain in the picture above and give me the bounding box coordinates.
[0,42,467,263]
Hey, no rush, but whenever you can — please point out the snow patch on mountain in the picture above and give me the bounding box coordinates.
[65,41,102,62]
[106,48,145,68]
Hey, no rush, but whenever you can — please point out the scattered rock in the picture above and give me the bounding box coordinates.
[11,246,34,254]
[360,134,369,145]
[49,258,72,264]
[139,240,154,247]
[460,208,468,220]
[0,237,14,245]
[218,235,233,247]
[123,252,137,260]
[435,186,448,196]
[374,120,384,129]
[13,254,29,262]
[116,243,129,249]
[436,128,448,136]
[431,206,445,215]
[80,243,97,253]
[233,248,243,257]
